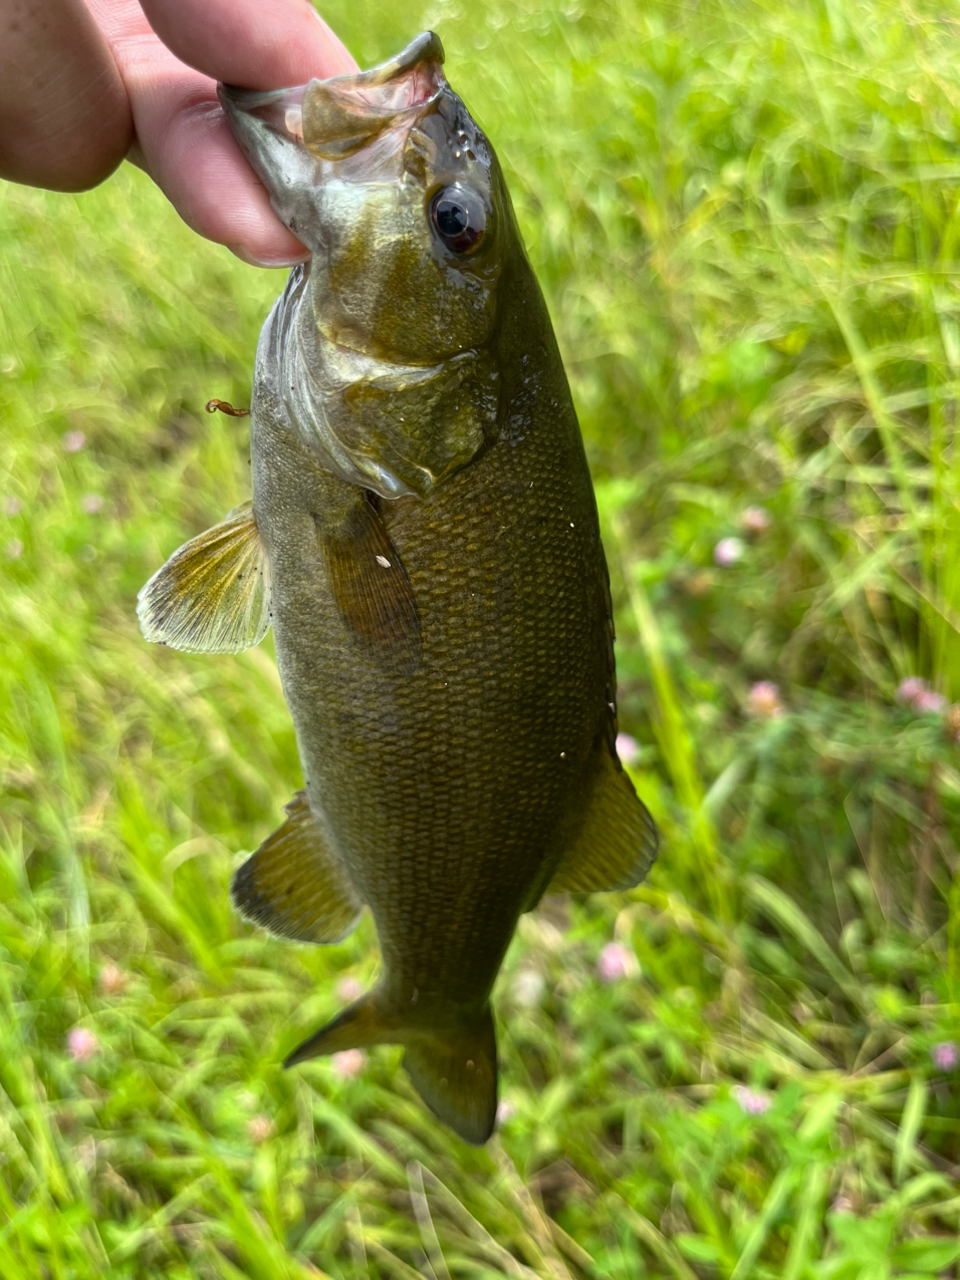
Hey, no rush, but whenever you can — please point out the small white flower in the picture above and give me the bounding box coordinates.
[747,681,783,719]
[896,677,928,705]
[915,689,947,715]
[931,1041,958,1071]
[247,1114,275,1143]
[97,963,127,995]
[511,969,545,1008]
[740,506,771,534]
[733,1085,772,1115]
[62,430,86,453]
[67,1027,99,1063]
[335,976,364,1003]
[596,942,636,983]
[331,1049,367,1079]
[713,537,745,567]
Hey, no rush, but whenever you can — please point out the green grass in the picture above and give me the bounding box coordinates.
[2,0,959,1275]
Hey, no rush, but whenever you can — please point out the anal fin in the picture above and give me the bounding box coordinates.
[137,500,271,653]
[546,739,659,895]
[231,791,362,944]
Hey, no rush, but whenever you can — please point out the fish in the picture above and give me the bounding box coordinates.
[137,31,658,1145]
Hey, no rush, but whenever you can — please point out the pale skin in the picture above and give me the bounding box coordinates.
[0,0,357,265]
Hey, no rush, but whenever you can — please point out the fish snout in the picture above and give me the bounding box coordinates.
[218,32,447,243]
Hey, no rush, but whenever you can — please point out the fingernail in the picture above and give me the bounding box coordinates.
[229,243,311,269]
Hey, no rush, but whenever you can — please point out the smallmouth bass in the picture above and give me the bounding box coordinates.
[138,32,657,1144]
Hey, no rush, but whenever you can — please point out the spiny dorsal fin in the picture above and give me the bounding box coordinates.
[137,501,271,654]
[231,791,363,945]
[546,739,659,895]
[319,492,421,674]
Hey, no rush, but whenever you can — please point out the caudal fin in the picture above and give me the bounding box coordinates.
[284,992,392,1066]
[403,1008,498,1145]
[284,993,498,1145]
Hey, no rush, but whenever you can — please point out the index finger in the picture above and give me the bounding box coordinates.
[88,0,357,264]
[137,0,357,87]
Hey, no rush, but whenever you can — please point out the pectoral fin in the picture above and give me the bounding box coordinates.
[231,791,363,944]
[137,501,271,653]
[545,740,659,895]
[320,492,421,674]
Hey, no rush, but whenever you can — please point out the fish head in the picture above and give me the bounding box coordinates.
[219,33,508,368]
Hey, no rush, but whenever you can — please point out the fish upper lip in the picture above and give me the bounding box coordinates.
[219,31,446,153]
[310,29,444,102]
[220,31,444,105]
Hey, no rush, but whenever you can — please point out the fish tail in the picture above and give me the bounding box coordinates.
[285,994,498,1145]
[403,1007,498,1146]
[283,992,394,1066]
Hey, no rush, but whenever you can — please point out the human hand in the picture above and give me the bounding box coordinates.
[0,0,356,265]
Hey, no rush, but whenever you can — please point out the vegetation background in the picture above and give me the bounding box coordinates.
[1,0,959,1274]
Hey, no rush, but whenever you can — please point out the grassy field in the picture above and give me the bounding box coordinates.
[2,0,959,1275]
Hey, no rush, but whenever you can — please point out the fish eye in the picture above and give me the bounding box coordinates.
[428,184,487,255]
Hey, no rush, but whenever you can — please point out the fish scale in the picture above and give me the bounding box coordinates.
[138,31,657,1144]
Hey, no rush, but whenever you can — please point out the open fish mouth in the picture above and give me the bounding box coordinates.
[219,32,446,163]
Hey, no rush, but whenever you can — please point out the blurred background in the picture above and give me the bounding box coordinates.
[1,0,959,1275]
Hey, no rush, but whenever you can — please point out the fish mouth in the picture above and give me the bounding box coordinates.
[219,31,446,176]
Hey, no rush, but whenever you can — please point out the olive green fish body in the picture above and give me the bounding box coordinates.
[253,258,607,1014]
[138,33,657,1144]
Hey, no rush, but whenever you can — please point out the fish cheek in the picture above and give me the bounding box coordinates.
[320,215,384,354]
[319,185,403,343]
[373,237,498,362]
[325,195,498,364]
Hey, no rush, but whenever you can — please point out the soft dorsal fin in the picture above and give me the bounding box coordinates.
[319,491,421,674]
[231,791,363,945]
[545,739,658,895]
[137,501,271,654]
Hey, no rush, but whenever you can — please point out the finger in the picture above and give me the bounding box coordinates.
[138,0,357,87]
[88,1,316,264]
[0,0,131,190]
[127,63,312,265]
